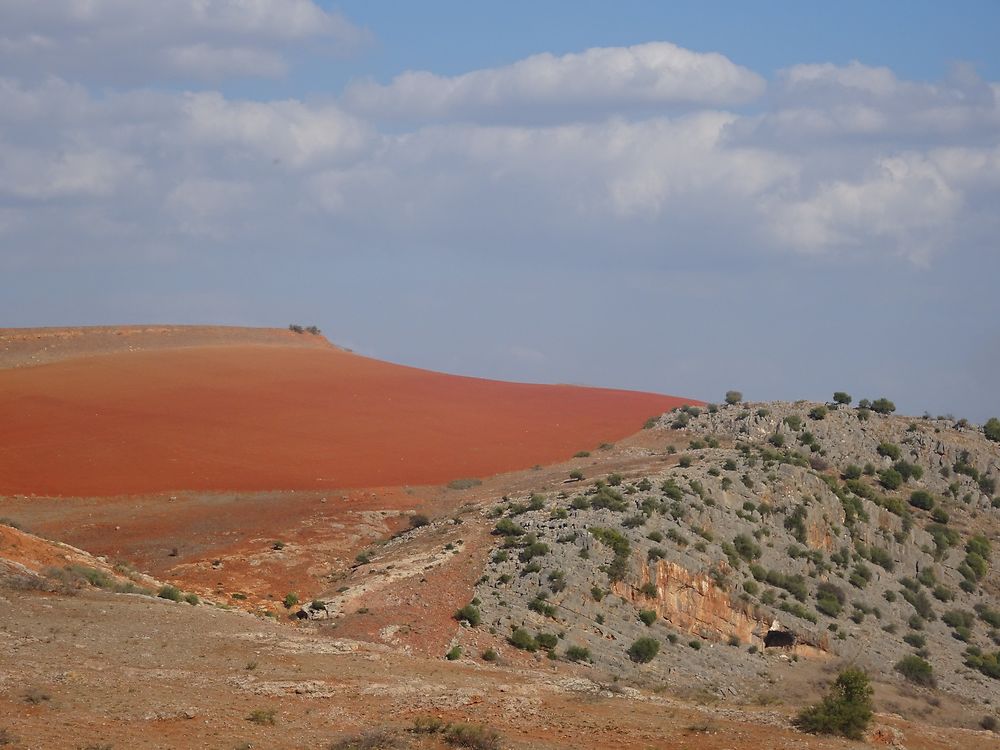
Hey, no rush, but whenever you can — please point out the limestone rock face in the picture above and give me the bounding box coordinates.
[614,560,765,644]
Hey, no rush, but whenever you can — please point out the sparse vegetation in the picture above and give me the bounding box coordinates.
[246,708,277,725]
[628,637,660,663]
[984,417,1000,443]
[157,584,183,602]
[455,603,481,626]
[330,728,405,750]
[447,478,482,490]
[895,655,935,686]
[794,668,873,739]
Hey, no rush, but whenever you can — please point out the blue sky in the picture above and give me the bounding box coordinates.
[329,2,1000,84]
[1,1,998,420]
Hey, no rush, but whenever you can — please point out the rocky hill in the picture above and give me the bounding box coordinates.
[459,398,1000,710]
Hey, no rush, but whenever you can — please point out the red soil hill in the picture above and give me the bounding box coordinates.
[0,334,694,496]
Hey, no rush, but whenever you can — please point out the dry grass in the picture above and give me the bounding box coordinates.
[330,728,407,750]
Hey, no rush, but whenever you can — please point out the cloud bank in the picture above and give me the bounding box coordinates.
[344,42,766,121]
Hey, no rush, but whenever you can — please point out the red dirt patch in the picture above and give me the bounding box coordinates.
[0,343,694,496]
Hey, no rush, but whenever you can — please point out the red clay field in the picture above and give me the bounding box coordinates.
[0,338,692,496]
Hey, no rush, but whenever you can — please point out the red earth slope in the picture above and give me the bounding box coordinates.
[0,338,695,496]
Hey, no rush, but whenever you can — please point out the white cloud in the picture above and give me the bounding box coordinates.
[762,153,961,264]
[180,92,372,168]
[748,61,1000,142]
[781,61,904,97]
[0,42,998,272]
[164,44,288,80]
[0,0,365,82]
[345,42,765,122]
[166,178,254,239]
[0,140,141,200]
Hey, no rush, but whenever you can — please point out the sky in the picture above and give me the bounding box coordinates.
[1,1,999,421]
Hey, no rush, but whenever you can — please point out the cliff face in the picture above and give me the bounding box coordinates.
[614,560,763,643]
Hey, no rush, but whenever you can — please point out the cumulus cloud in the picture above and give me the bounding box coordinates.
[762,153,962,264]
[180,93,372,168]
[0,35,998,273]
[344,42,766,122]
[744,60,1000,143]
[0,140,142,201]
[0,0,366,82]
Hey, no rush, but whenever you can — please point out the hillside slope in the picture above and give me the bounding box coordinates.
[461,400,1000,710]
[0,327,693,495]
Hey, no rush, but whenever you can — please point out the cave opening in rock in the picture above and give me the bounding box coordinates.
[764,629,796,648]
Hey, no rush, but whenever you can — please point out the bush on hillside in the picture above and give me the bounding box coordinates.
[895,655,935,686]
[628,637,660,663]
[871,398,896,415]
[984,417,1000,443]
[794,668,873,739]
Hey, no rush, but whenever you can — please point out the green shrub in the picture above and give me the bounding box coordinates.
[157,585,182,602]
[871,398,896,415]
[942,609,975,629]
[894,460,923,482]
[976,604,1000,628]
[964,648,1000,680]
[481,649,498,662]
[445,479,485,494]
[842,465,862,480]
[794,668,873,739]
[877,442,901,460]
[508,628,537,652]
[246,708,277,725]
[455,604,481,626]
[409,513,431,528]
[809,405,828,420]
[535,632,558,650]
[493,518,523,537]
[443,722,503,750]
[639,610,657,626]
[446,646,462,660]
[816,582,845,618]
[518,542,550,562]
[628,637,660,663]
[900,587,935,620]
[283,592,299,609]
[833,392,852,405]
[639,581,658,596]
[895,655,935,686]
[733,533,761,561]
[330,729,404,749]
[725,391,743,405]
[984,417,1000,443]
[564,645,592,663]
[878,468,903,490]
[589,526,631,582]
